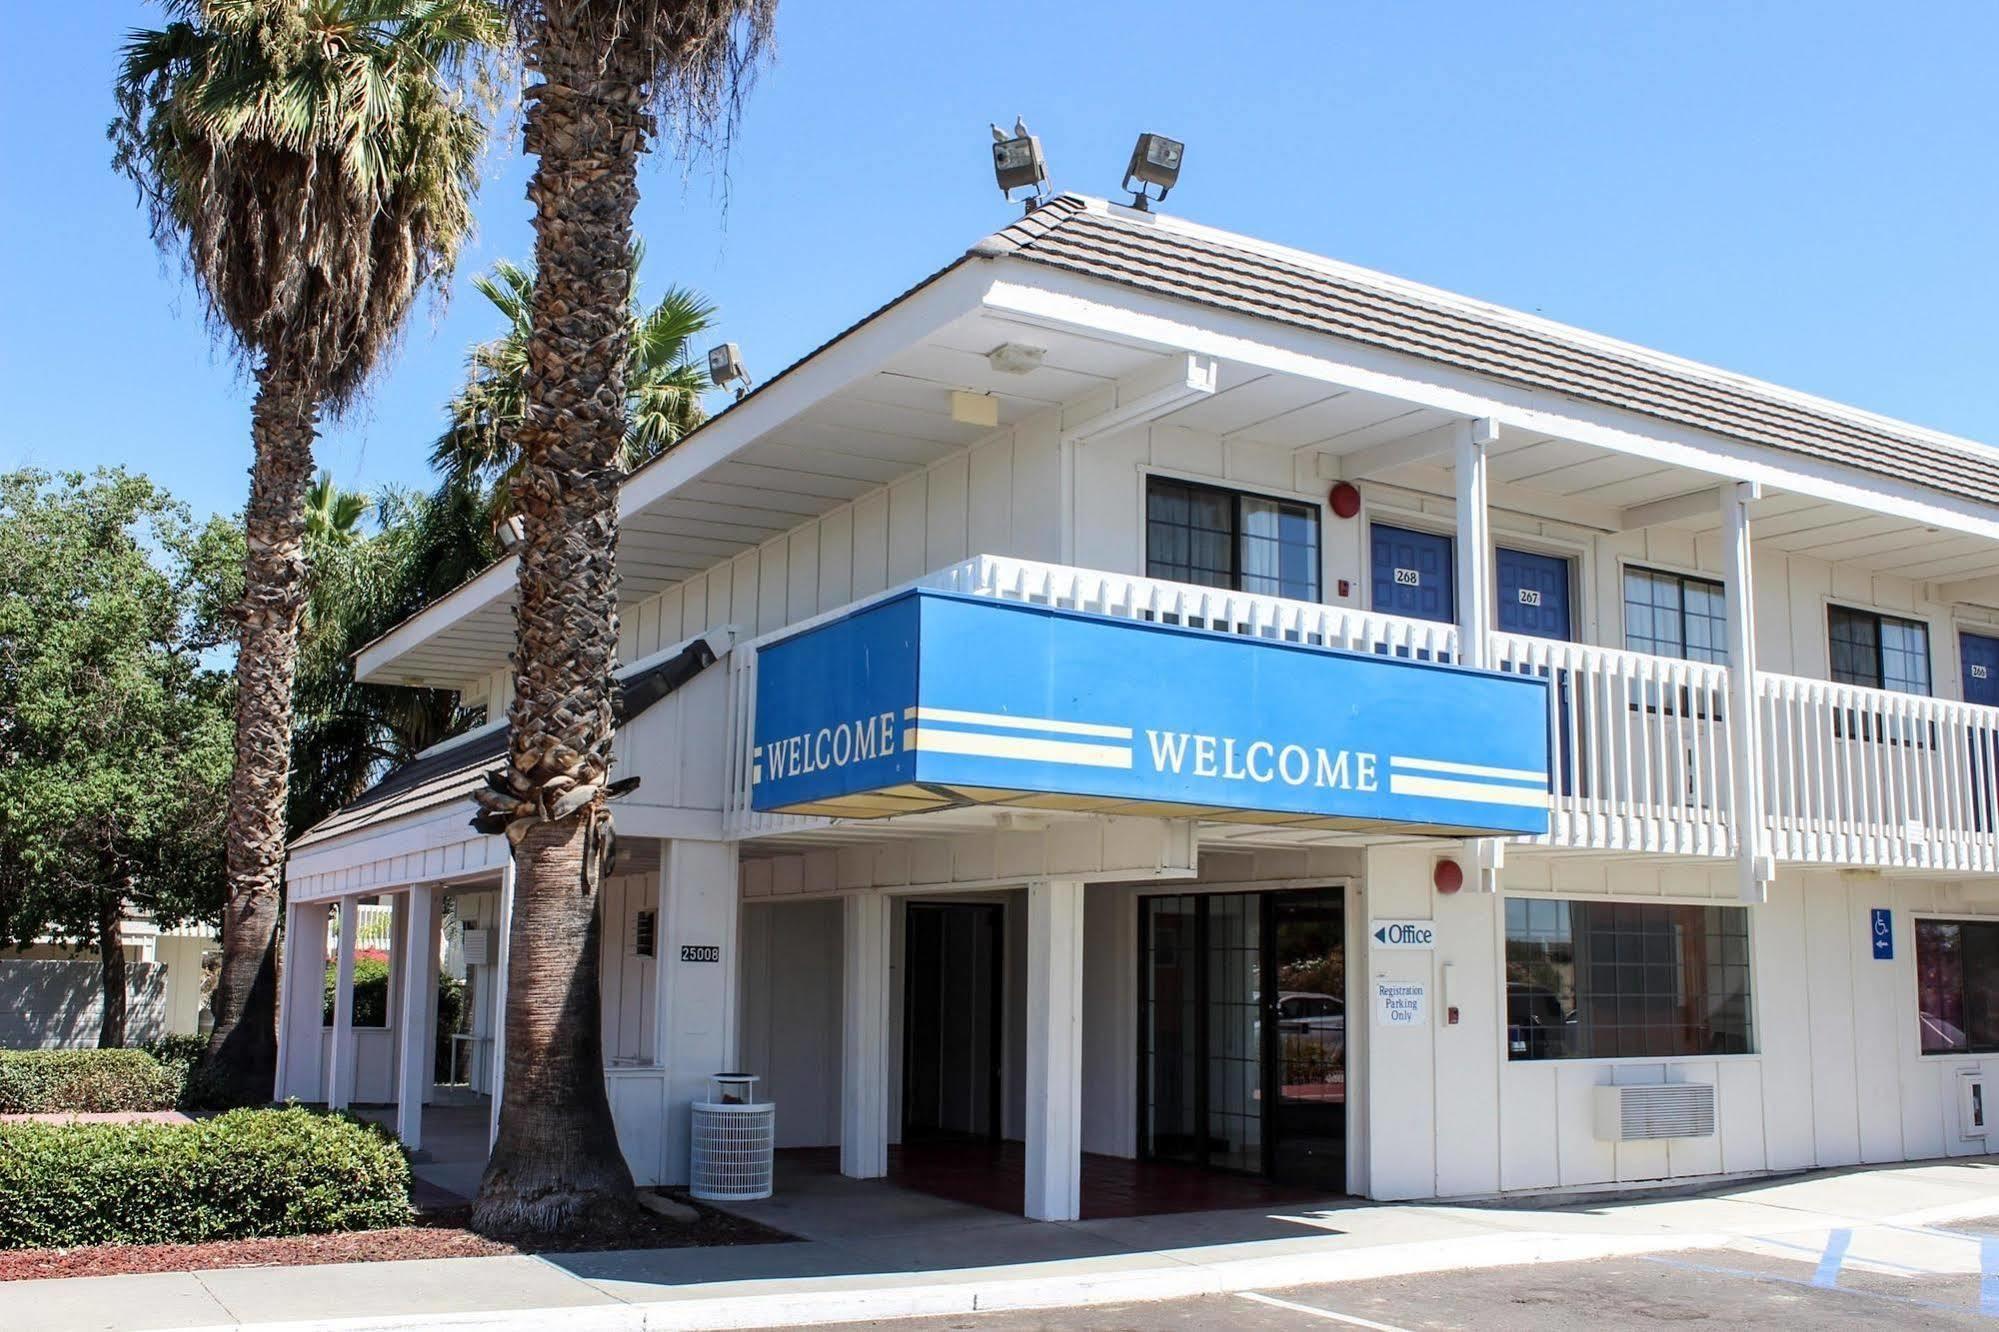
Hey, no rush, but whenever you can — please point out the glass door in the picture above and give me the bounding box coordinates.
[1139,889,1345,1190]
[1264,890,1346,1189]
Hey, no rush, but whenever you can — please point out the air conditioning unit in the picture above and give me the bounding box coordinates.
[1594,1082,1716,1142]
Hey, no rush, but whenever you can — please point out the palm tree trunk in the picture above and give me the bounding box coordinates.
[472,11,645,1234]
[206,361,318,1105]
[97,892,127,1050]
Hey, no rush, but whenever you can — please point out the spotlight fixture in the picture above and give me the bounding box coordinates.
[494,513,525,553]
[990,115,1049,211]
[1121,131,1184,211]
[706,342,752,400]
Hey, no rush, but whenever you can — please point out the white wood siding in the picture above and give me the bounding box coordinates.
[1363,846,1999,1200]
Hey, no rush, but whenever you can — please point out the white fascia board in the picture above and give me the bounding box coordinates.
[284,800,498,896]
[979,263,1999,544]
[355,558,516,684]
[356,265,999,685]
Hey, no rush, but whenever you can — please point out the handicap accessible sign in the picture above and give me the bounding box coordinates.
[1871,908,1893,961]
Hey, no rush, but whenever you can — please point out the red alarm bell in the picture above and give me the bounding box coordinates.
[1433,858,1464,895]
[1328,481,1361,520]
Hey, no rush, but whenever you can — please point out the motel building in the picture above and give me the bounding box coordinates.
[280,194,1999,1221]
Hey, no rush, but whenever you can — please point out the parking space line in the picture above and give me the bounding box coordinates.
[1238,1290,1413,1330]
[1981,1236,1999,1316]
[1813,1228,1853,1288]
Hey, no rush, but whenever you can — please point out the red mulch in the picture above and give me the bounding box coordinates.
[0,1195,787,1282]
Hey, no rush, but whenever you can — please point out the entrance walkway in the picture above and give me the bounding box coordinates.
[352,1094,489,1206]
[781,1143,1333,1220]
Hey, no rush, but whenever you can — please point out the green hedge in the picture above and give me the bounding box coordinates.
[0,1049,184,1114]
[0,1106,412,1249]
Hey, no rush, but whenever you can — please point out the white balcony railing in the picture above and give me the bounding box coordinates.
[722,554,1999,873]
[1489,632,1736,859]
[1756,672,1999,874]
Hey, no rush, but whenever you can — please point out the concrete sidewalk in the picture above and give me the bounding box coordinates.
[9,1156,1999,1332]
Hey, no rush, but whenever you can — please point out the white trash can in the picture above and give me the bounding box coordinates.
[689,1073,774,1201]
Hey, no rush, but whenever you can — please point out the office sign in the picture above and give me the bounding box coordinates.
[1371,920,1437,950]
[1375,979,1428,1028]
[1871,908,1894,961]
[752,589,1551,836]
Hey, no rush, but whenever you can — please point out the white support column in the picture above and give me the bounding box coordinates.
[488,859,515,1151]
[840,890,891,1180]
[275,900,329,1103]
[328,897,358,1110]
[395,886,435,1150]
[1723,480,1775,904]
[1453,417,1497,670]
[659,838,741,1187]
[1456,417,1502,891]
[1025,878,1085,1222]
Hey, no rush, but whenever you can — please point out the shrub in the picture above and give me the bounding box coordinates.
[0,1050,184,1114]
[0,1106,412,1249]
[137,1033,210,1070]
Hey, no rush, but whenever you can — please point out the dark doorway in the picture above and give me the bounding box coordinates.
[902,902,1004,1142]
[1138,888,1346,1191]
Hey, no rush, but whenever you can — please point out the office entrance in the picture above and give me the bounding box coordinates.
[1138,888,1347,1191]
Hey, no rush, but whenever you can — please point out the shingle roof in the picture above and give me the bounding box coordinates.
[976,195,1999,506]
[291,636,722,851]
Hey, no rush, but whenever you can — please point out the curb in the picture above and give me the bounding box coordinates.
[151,1190,1999,1332]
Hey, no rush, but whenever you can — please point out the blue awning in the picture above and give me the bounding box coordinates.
[751,590,1551,838]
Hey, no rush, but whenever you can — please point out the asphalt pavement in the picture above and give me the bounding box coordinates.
[830,1214,1999,1330]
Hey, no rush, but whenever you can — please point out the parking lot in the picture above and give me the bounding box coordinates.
[845,1214,1999,1330]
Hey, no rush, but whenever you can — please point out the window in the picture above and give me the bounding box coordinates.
[1829,606,1932,695]
[1146,477,1319,602]
[1916,919,1999,1054]
[1504,898,1753,1060]
[1623,568,1727,664]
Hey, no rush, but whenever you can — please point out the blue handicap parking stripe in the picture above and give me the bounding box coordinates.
[1812,1228,1852,1288]
[1981,1235,1999,1316]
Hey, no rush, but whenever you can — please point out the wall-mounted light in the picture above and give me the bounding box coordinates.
[1122,131,1184,211]
[494,513,524,553]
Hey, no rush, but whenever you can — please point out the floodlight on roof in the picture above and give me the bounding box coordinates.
[1121,132,1184,211]
[990,116,1049,211]
[707,342,752,401]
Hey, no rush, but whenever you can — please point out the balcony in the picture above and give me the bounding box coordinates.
[723,555,1999,877]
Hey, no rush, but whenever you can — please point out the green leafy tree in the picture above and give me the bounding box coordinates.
[111,0,505,1103]
[470,0,774,1234]
[431,251,715,521]
[0,470,236,1048]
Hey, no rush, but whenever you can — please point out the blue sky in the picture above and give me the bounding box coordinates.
[5,2,1997,525]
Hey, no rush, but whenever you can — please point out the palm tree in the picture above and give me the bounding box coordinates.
[433,251,715,518]
[470,0,774,1234]
[303,470,371,547]
[111,0,505,1105]
[292,481,495,836]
